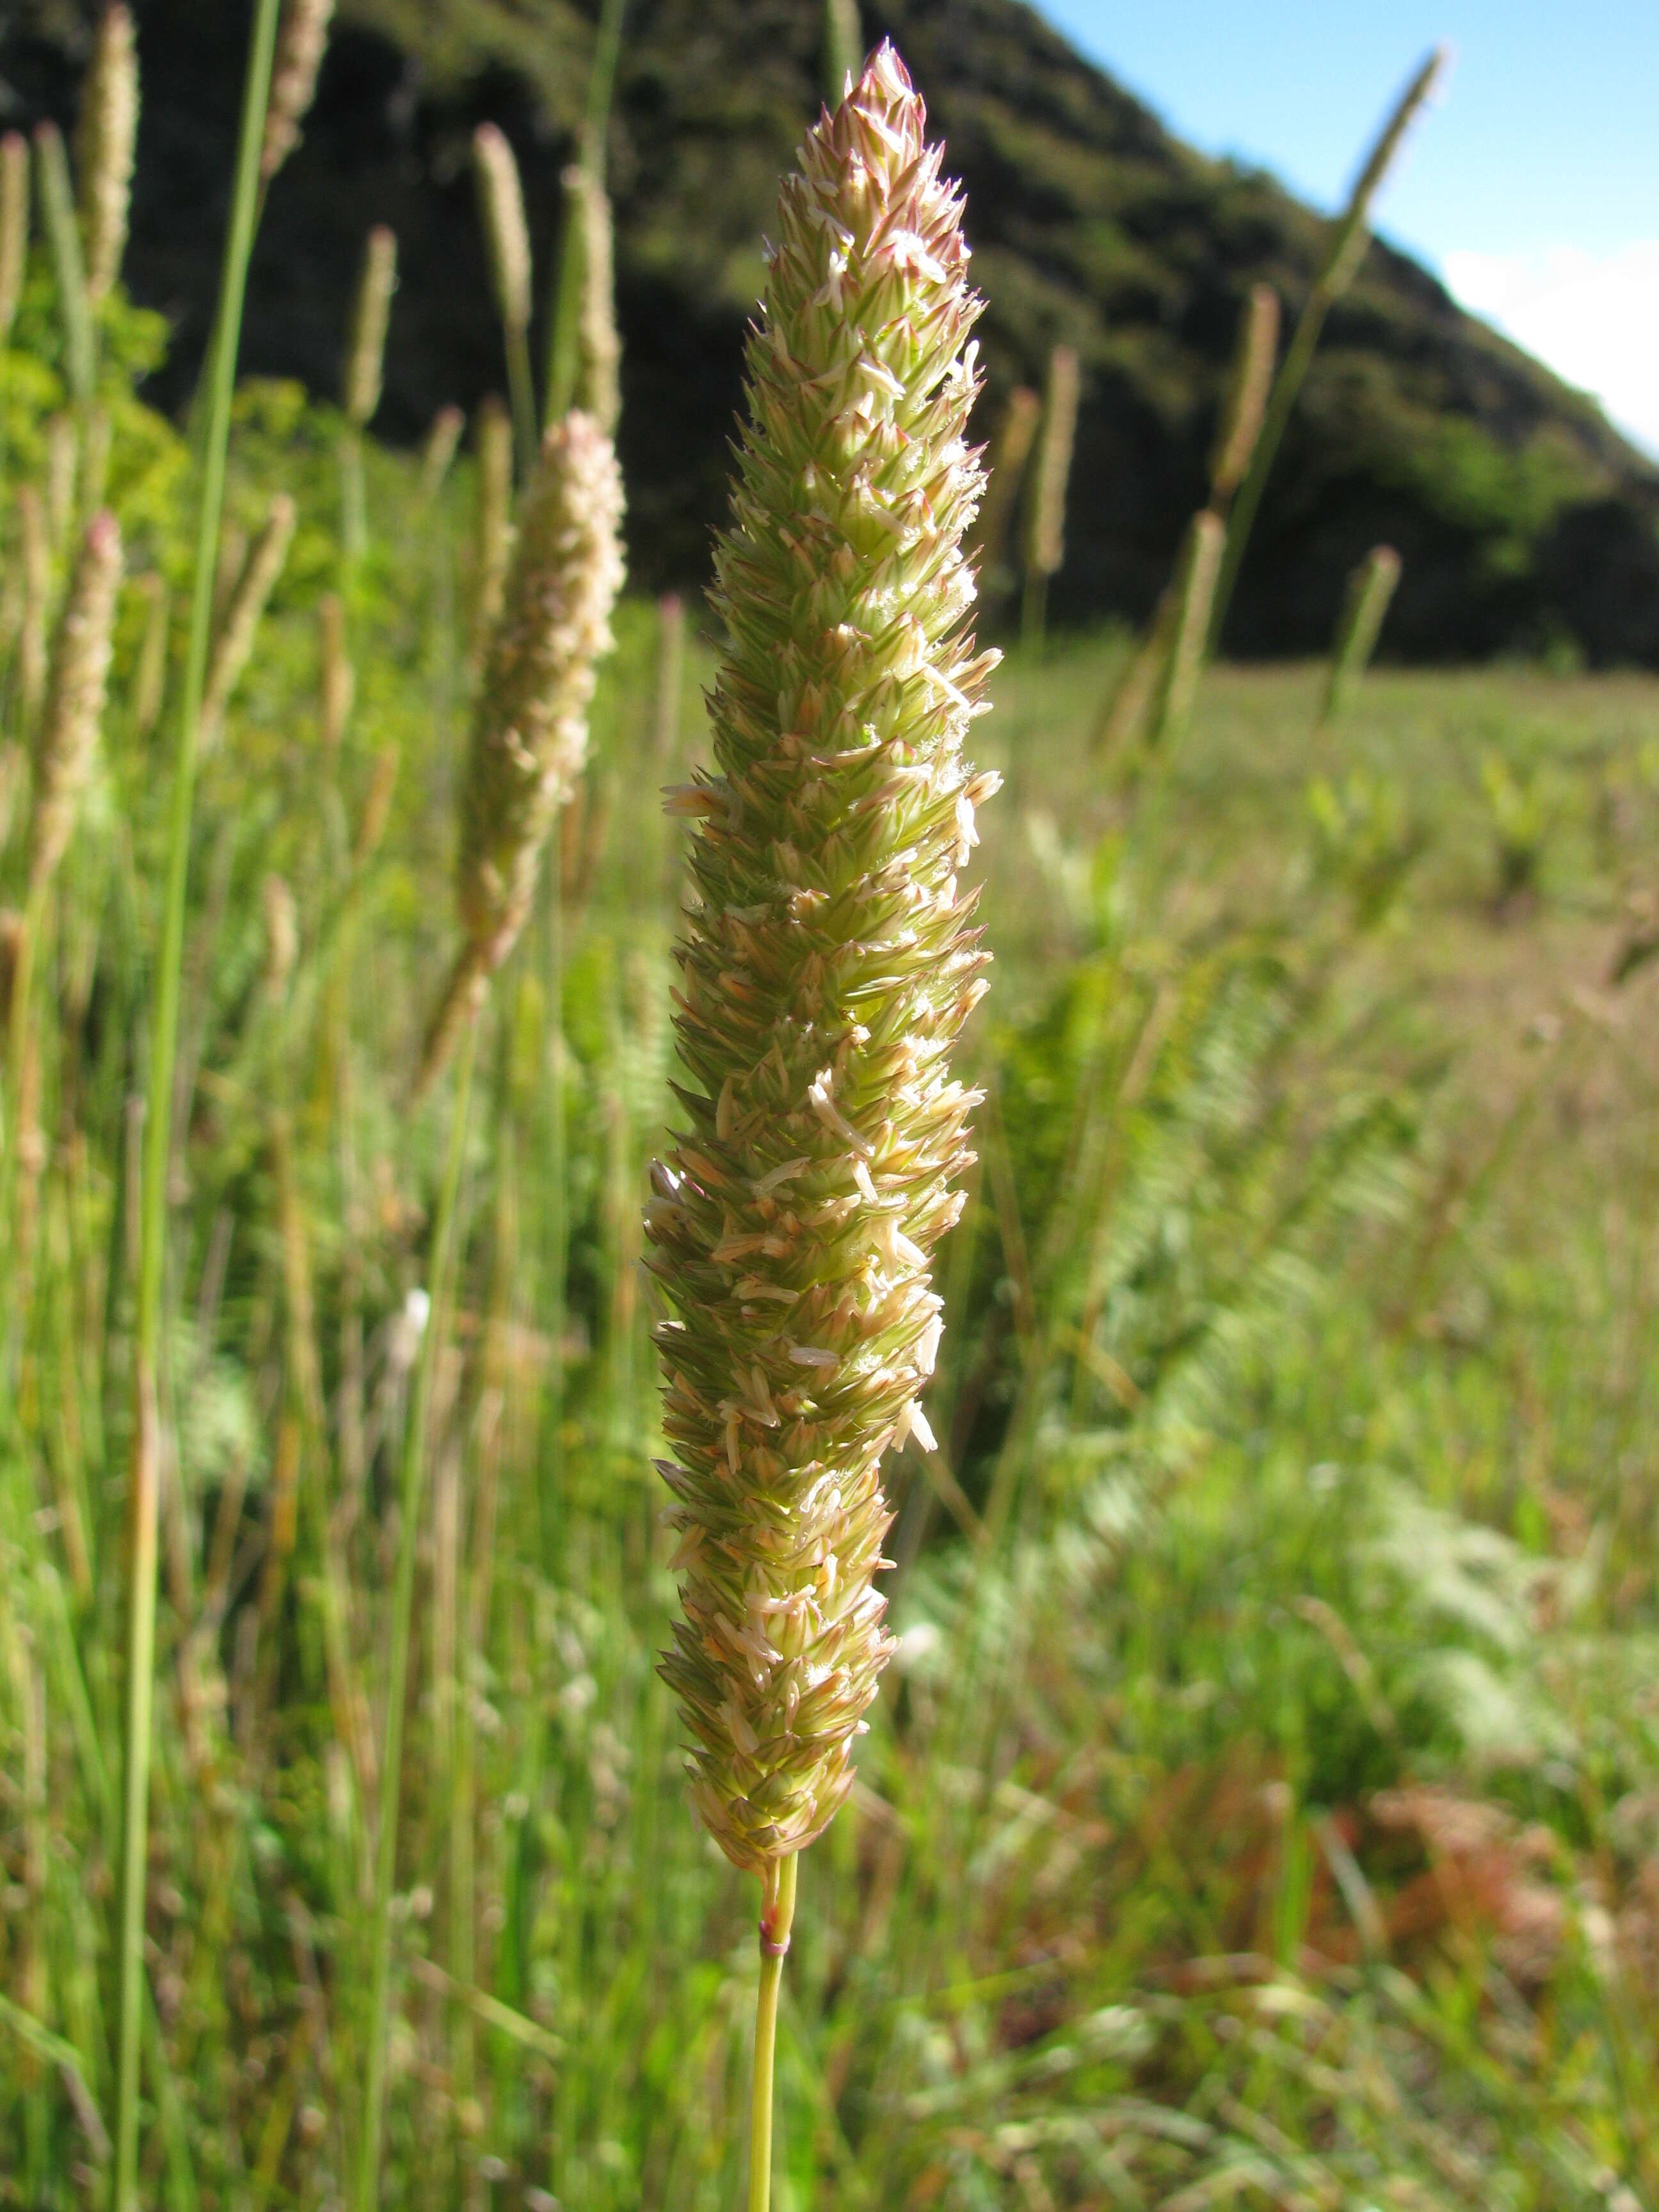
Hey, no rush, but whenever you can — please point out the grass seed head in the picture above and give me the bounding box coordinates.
[0,134,29,345]
[1209,284,1279,509]
[262,0,335,183]
[262,873,298,998]
[342,225,397,428]
[565,162,621,436]
[76,4,138,305]
[28,508,122,891]
[419,403,465,504]
[646,42,998,1875]
[200,493,296,755]
[473,125,533,337]
[417,409,624,1097]
[456,408,624,971]
[470,394,514,662]
[317,589,353,751]
[1025,342,1080,582]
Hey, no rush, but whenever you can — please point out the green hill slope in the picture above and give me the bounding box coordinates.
[6,0,1658,659]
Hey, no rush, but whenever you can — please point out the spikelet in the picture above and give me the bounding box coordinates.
[469,395,514,664]
[1208,284,1279,509]
[199,494,296,755]
[317,590,353,751]
[645,45,998,1876]
[261,0,335,184]
[27,509,122,892]
[342,225,396,428]
[419,403,465,504]
[0,134,29,347]
[1322,543,1401,726]
[472,125,532,338]
[418,410,623,1093]
[75,4,138,305]
[563,162,621,435]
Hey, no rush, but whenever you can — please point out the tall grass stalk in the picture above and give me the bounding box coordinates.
[1321,542,1401,726]
[545,0,626,419]
[1022,342,1079,649]
[341,224,396,563]
[1150,509,1224,748]
[822,0,863,104]
[1209,47,1447,650]
[647,45,995,2203]
[113,3,282,2201]
[0,133,29,348]
[355,1009,479,2212]
[34,123,94,408]
[969,382,1040,589]
[261,0,337,185]
[472,124,538,476]
[75,4,139,310]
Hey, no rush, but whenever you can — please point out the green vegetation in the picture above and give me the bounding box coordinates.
[9,0,1659,656]
[3,14,1659,2212]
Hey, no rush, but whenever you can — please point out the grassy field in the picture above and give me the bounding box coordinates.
[4,24,1659,2211]
[4,409,1659,2202]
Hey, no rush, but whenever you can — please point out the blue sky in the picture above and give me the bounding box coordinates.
[1034,1,1659,456]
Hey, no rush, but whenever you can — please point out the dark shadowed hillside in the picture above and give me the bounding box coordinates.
[6,0,1658,660]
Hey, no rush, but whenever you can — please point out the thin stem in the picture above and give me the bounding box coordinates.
[112,4,281,2204]
[543,838,566,1571]
[505,319,539,481]
[355,1011,480,2212]
[748,1851,799,2212]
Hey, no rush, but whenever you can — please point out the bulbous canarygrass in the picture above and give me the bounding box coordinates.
[261,0,335,184]
[76,3,138,305]
[416,407,624,1093]
[28,509,122,892]
[473,125,532,337]
[646,44,999,1875]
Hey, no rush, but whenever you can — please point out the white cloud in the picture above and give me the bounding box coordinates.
[1442,241,1659,462]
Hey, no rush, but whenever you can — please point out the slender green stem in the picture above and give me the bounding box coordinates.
[341,424,367,570]
[356,1012,479,2212]
[748,1851,799,2212]
[1208,48,1443,653]
[505,320,539,481]
[543,838,566,1571]
[112,7,280,2205]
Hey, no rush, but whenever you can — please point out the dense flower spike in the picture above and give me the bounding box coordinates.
[416,408,624,1093]
[260,0,335,184]
[27,509,122,892]
[646,45,999,1875]
[76,4,138,305]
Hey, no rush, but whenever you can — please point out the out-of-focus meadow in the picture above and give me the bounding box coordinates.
[3,8,1659,2211]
